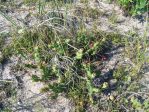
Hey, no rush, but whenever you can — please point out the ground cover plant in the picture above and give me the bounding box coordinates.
[0,0,149,111]
[7,27,123,111]
[2,26,148,111]
[113,0,149,16]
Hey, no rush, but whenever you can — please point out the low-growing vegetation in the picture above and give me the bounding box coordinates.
[0,0,149,111]
[1,26,147,111]
[7,27,123,110]
[113,0,148,16]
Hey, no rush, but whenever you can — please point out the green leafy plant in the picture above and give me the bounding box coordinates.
[6,26,127,111]
[114,0,148,15]
[0,0,148,111]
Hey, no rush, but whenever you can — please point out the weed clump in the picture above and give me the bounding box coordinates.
[2,20,148,112]
[4,26,131,111]
[0,0,148,111]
